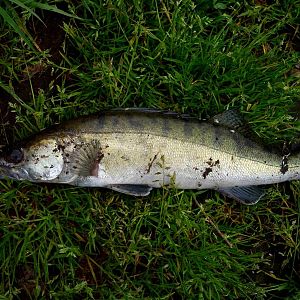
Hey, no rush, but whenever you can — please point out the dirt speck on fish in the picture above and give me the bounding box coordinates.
[0,109,299,205]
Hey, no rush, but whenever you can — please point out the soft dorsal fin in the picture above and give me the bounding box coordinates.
[211,109,244,129]
[210,109,263,142]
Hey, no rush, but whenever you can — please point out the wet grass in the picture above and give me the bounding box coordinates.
[0,0,300,299]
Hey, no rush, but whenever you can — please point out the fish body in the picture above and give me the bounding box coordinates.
[0,109,299,204]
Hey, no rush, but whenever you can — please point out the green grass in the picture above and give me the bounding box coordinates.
[0,0,300,299]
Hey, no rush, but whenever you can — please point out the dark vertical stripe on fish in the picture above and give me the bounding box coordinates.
[128,115,144,130]
[162,117,170,136]
[231,130,256,151]
[183,119,193,137]
[213,125,223,148]
[98,114,106,129]
[110,115,120,128]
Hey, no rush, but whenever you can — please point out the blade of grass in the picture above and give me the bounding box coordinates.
[9,0,45,25]
[0,6,35,51]
[30,2,82,20]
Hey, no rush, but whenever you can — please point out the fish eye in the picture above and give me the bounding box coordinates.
[4,148,24,164]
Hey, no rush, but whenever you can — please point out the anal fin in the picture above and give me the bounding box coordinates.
[109,184,152,196]
[219,185,265,205]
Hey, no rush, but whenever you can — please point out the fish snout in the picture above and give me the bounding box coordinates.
[0,160,29,181]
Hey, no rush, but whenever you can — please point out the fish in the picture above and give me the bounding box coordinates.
[0,108,299,205]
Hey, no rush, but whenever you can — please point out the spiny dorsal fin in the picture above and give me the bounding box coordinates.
[110,108,194,120]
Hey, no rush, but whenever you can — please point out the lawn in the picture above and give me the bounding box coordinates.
[0,0,300,299]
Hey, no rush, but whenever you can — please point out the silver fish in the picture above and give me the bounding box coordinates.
[0,109,299,204]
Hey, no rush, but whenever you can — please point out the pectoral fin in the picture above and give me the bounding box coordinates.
[109,184,152,196]
[219,185,265,205]
[68,140,103,177]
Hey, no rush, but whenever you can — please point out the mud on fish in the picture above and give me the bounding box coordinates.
[0,109,299,205]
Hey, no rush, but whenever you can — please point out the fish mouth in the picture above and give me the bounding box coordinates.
[0,164,9,179]
[0,166,16,180]
[0,164,27,180]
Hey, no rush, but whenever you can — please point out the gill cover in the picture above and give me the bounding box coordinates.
[0,139,64,181]
[24,138,64,181]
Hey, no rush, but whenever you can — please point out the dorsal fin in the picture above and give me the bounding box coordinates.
[210,109,263,143]
[211,109,243,128]
[110,108,195,120]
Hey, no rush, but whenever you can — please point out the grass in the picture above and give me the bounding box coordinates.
[0,0,300,299]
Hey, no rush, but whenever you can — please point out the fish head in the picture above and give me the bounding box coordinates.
[0,137,64,182]
[0,147,29,180]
